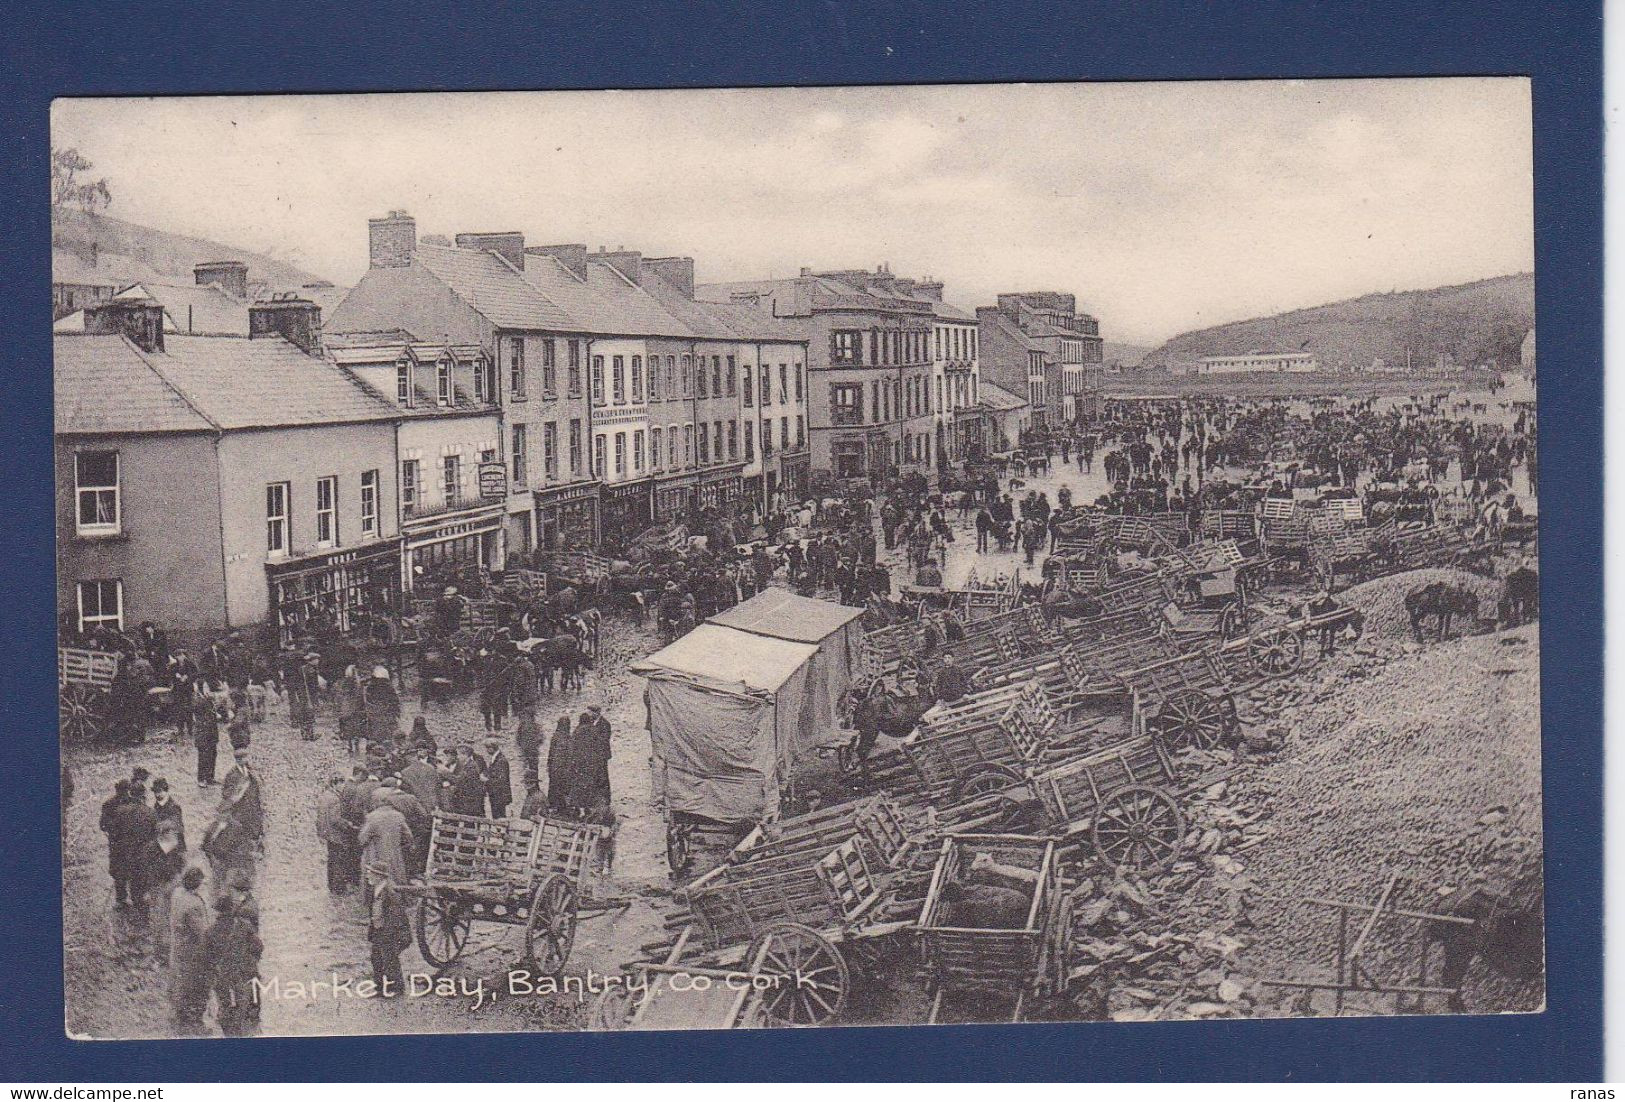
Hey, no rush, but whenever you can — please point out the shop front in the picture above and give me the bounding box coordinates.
[778,451,810,501]
[653,472,697,522]
[265,538,403,647]
[698,464,746,513]
[402,500,506,592]
[601,479,654,553]
[535,482,600,554]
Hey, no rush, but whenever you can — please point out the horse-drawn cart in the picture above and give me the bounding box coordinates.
[408,812,619,974]
[59,646,121,743]
[918,833,1076,1023]
[596,797,925,1029]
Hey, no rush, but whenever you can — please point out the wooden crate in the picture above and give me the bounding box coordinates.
[684,836,877,950]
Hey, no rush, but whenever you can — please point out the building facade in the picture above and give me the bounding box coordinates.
[977,292,1104,430]
[930,303,980,468]
[327,215,602,561]
[327,335,504,590]
[56,298,403,649]
[699,265,941,484]
[1196,351,1319,374]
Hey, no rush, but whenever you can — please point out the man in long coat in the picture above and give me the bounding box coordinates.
[446,745,487,817]
[357,789,413,900]
[168,866,212,1033]
[483,737,513,818]
[400,747,442,815]
[107,781,158,909]
[362,665,401,749]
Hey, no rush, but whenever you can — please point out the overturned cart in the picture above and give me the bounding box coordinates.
[595,797,927,1029]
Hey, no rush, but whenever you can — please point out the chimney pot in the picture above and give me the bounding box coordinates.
[369,211,417,269]
[454,231,526,270]
[249,298,323,356]
[85,300,165,353]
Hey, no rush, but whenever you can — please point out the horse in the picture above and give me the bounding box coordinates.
[569,607,603,660]
[1405,581,1481,642]
[530,634,589,693]
[1499,566,1539,626]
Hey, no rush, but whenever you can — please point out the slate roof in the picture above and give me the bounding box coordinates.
[414,244,578,331]
[517,256,694,337]
[154,335,400,429]
[978,381,1030,411]
[696,298,810,343]
[55,335,215,434]
[54,332,399,434]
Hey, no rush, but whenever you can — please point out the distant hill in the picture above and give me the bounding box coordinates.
[1102,340,1151,367]
[52,207,330,294]
[1143,273,1534,371]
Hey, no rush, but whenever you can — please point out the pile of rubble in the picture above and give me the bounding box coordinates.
[1233,623,1542,1011]
[1339,567,1504,640]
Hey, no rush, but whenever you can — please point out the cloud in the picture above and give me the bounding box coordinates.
[51,79,1531,345]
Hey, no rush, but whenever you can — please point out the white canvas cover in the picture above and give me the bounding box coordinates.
[632,623,818,824]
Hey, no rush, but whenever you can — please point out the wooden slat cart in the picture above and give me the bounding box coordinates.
[58,646,121,743]
[407,812,621,974]
[917,833,1075,1023]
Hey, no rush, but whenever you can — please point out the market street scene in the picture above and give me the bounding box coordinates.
[52,81,1542,1038]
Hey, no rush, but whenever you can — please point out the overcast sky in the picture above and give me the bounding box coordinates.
[53,80,1531,346]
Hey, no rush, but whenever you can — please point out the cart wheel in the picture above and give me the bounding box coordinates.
[59,682,108,743]
[1091,784,1186,870]
[524,873,579,975]
[590,982,635,1030]
[1248,627,1303,678]
[950,761,1026,801]
[895,656,926,692]
[749,921,849,1027]
[1218,603,1244,641]
[666,822,692,881]
[415,895,471,968]
[1156,689,1229,752]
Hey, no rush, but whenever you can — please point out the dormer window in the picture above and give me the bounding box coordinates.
[396,359,412,406]
[437,358,452,406]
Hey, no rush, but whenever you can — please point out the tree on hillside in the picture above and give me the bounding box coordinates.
[51,147,112,213]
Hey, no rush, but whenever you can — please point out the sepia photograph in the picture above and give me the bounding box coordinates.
[51,79,1542,1041]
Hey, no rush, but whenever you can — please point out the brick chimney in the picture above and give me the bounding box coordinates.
[194,260,248,299]
[249,296,323,356]
[85,300,165,353]
[527,244,588,280]
[369,211,417,269]
[455,231,526,270]
[646,257,695,297]
[597,249,643,286]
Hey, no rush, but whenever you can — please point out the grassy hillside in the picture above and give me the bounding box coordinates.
[1144,273,1533,371]
[52,207,328,290]
[1102,340,1151,367]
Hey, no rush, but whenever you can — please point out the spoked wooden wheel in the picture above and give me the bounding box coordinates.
[1217,603,1244,641]
[749,921,849,1027]
[1248,627,1304,678]
[1156,689,1229,751]
[415,895,471,968]
[59,682,107,743]
[951,761,1026,801]
[1091,784,1186,870]
[590,983,635,1030]
[523,873,579,975]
